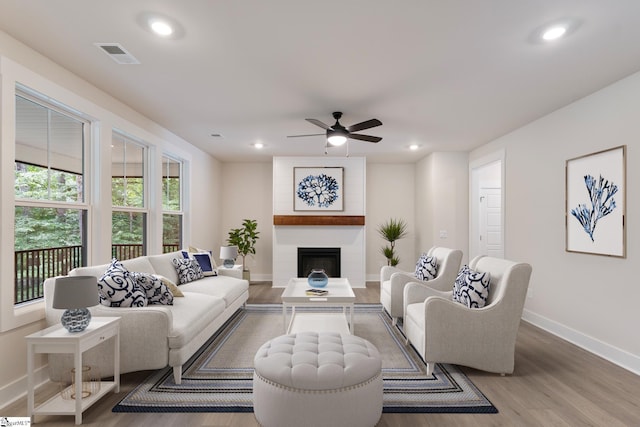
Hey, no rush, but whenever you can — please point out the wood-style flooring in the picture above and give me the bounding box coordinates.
[5,281,640,426]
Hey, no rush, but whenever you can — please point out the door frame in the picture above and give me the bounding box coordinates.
[469,149,505,260]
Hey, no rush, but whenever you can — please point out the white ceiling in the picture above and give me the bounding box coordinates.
[2,0,640,163]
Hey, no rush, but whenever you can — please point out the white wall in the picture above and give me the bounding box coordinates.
[220,162,272,279]
[366,163,416,278]
[471,71,640,374]
[415,152,470,264]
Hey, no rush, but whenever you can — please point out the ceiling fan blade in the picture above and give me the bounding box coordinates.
[349,133,382,143]
[287,133,325,138]
[347,118,382,133]
[305,118,332,130]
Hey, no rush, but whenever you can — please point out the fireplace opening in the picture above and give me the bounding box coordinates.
[297,247,341,278]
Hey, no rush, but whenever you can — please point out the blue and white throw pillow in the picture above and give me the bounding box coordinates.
[415,253,438,281]
[452,265,491,309]
[183,251,218,277]
[172,257,204,284]
[130,272,174,305]
[98,259,147,307]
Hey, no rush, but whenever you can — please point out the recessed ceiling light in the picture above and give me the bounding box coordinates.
[150,19,174,36]
[409,144,419,151]
[531,18,580,44]
[542,25,567,41]
[254,143,264,149]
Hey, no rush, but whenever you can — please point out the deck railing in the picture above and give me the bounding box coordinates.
[15,243,181,304]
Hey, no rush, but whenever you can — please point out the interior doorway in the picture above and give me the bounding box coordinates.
[470,151,505,260]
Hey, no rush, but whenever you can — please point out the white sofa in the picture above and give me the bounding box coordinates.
[43,250,249,384]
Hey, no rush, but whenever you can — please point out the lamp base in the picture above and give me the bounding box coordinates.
[61,308,91,332]
[223,259,235,268]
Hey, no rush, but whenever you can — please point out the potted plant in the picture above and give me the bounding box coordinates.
[377,218,408,267]
[226,219,259,281]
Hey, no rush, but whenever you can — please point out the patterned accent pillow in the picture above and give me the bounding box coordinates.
[152,274,184,297]
[452,265,491,309]
[188,246,219,269]
[184,251,218,277]
[131,272,174,305]
[415,254,438,281]
[98,259,147,307]
[172,258,204,284]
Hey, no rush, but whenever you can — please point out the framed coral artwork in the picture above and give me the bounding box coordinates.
[294,167,344,211]
[566,145,626,257]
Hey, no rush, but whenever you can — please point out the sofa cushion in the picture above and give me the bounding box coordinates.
[178,275,249,307]
[98,259,148,307]
[167,293,226,348]
[453,265,491,308]
[415,253,437,281]
[172,257,204,284]
[71,256,156,278]
[147,251,182,284]
[131,272,174,305]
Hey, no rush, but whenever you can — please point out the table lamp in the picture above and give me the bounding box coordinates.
[53,276,99,333]
[219,245,238,268]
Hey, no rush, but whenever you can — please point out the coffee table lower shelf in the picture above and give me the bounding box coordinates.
[287,312,351,335]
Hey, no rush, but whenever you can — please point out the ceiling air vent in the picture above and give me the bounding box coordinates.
[94,43,140,64]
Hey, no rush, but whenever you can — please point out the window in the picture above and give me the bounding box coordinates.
[162,155,182,252]
[111,133,147,260]
[14,93,89,305]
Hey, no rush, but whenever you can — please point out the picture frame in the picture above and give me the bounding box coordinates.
[565,145,626,257]
[294,167,344,211]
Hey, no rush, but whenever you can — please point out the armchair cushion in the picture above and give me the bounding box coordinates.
[414,254,437,281]
[452,265,491,308]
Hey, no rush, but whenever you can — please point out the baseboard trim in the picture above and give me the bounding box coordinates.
[0,364,49,411]
[522,309,640,376]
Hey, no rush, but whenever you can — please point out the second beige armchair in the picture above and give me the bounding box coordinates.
[379,246,462,325]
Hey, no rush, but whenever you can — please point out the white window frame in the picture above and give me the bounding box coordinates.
[111,130,149,258]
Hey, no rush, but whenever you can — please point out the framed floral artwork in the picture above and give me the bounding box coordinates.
[565,145,626,257]
[294,167,344,211]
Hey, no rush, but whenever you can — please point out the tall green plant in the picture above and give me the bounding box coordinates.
[226,219,260,271]
[377,218,408,266]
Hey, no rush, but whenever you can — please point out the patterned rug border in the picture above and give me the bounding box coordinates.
[113,303,498,414]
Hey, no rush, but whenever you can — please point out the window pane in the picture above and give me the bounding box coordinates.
[163,213,182,253]
[112,211,146,260]
[15,96,84,202]
[112,134,144,208]
[14,206,86,304]
[162,156,181,211]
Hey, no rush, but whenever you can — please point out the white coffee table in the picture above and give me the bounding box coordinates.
[281,278,356,335]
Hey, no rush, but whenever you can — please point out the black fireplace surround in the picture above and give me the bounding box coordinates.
[297,247,341,278]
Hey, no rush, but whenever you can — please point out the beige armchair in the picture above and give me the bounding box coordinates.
[380,247,462,325]
[403,255,532,376]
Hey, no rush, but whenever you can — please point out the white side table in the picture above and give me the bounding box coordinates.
[217,264,244,280]
[26,317,120,425]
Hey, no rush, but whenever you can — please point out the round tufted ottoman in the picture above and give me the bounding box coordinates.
[253,331,383,427]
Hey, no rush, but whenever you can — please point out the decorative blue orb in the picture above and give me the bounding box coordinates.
[307,269,329,288]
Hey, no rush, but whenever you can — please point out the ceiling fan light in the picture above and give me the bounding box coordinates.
[327,130,347,147]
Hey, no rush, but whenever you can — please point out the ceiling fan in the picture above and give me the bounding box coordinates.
[288,112,383,146]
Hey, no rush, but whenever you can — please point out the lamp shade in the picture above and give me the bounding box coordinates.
[53,276,99,309]
[219,245,238,261]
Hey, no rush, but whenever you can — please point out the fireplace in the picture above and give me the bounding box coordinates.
[297,247,341,278]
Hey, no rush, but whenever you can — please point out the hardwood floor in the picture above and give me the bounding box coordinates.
[5,282,640,426]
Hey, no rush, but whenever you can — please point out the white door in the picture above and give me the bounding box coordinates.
[479,187,503,258]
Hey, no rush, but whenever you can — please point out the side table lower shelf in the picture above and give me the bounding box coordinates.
[34,381,117,416]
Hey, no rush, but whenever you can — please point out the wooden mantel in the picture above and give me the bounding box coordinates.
[273,215,365,226]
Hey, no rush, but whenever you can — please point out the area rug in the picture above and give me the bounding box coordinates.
[113,304,497,414]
